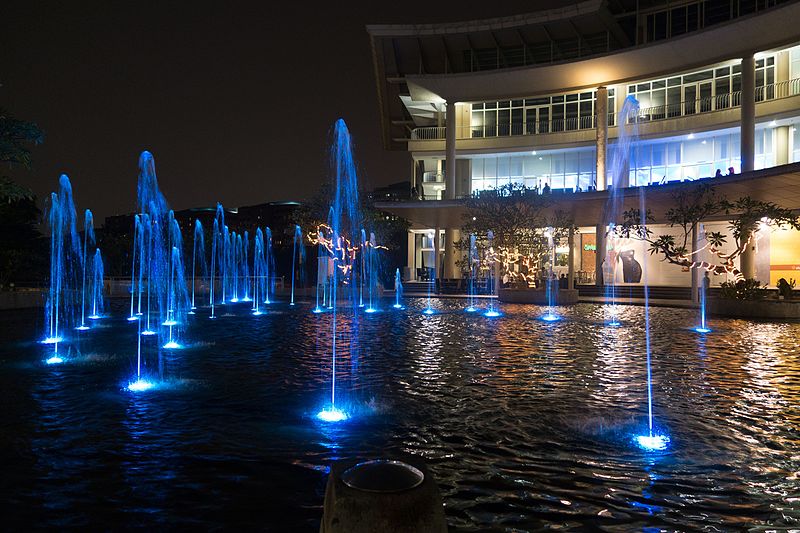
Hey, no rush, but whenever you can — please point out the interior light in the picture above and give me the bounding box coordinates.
[687,133,695,140]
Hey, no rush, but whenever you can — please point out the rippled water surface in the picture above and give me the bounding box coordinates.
[1,298,799,531]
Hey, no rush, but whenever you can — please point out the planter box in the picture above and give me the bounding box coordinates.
[498,288,579,305]
[708,297,800,319]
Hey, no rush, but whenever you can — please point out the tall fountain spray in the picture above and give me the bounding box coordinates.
[423,230,435,315]
[290,224,302,305]
[242,231,251,302]
[128,214,141,321]
[695,224,712,333]
[541,227,560,322]
[252,228,266,315]
[77,209,94,330]
[603,96,641,327]
[264,227,274,305]
[634,185,669,451]
[88,248,104,320]
[393,268,403,309]
[128,151,189,389]
[43,175,82,363]
[210,218,219,319]
[190,219,205,312]
[484,230,500,317]
[316,119,363,422]
[313,229,325,313]
[364,232,378,313]
[466,233,478,312]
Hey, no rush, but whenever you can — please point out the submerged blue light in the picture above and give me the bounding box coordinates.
[364,307,377,314]
[541,313,560,322]
[161,319,178,327]
[316,407,348,422]
[45,355,64,365]
[162,340,182,349]
[694,327,712,333]
[635,434,670,451]
[88,314,101,320]
[608,320,621,327]
[312,307,324,314]
[127,316,139,322]
[465,306,478,313]
[392,304,403,309]
[423,308,435,315]
[141,329,156,336]
[127,378,156,392]
[75,325,90,331]
[41,336,63,344]
[484,310,501,317]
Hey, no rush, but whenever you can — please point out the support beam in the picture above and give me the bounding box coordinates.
[595,224,605,286]
[595,86,609,190]
[407,231,415,281]
[567,227,575,289]
[740,54,756,173]
[691,225,699,304]
[445,101,457,200]
[776,125,790,165]
[433,226,441,291]
[740,230,756,280]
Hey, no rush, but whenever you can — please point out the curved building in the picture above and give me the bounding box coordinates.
[368,0,800,294]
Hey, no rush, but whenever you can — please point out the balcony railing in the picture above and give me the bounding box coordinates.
[410,78,800,140]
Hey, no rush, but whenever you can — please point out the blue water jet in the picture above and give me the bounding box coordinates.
[393,268,403,308]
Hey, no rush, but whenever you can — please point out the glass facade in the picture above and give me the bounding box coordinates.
[470,89,615,138]
[471,126,782,193]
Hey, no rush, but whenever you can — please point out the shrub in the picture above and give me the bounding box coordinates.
[719,279,767,300]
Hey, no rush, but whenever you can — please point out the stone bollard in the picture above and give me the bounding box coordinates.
[320,455,448,533]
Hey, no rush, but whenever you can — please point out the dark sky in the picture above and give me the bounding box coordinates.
[3,1,542,222]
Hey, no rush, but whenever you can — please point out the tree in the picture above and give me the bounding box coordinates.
[0,107,44,201]
[458,183,575,284]
[616,184,800,279]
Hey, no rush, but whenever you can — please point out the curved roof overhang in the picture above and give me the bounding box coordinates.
[405,2,800,103]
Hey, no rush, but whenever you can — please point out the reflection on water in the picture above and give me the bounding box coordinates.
[0,299,798,530]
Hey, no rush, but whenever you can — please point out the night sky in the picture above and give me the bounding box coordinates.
[3,1,540,222]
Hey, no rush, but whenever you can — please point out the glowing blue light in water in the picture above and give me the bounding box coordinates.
[608,320,621,327]
[465,306,477,313]
[484,310,501,317]
[541,313,561,322]
[694,327,712,333]
[127,379,155,392]
[312,307,324,314]
[41,336,63,345]
[127,316,139,322]
[392,304,403,309]
[316,407,348,422]
[394,268,403,310]
[141,329,156,336]
[162,340,182,349]
[230,297,239,303]
[252,310,265,316]
[162,319,178,327]
[46,355,64,365]
[635,434,670,451]
[365,307,377,314]
[423,308,435,315]
[75,325,90,331]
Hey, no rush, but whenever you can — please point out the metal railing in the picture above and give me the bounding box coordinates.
[631,78,800,123]
[410,78,800,140]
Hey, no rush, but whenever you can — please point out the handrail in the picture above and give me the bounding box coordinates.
[409,78,800,140]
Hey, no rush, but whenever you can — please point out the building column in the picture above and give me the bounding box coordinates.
[741,54,756,173]
[595,86,608,190]
[776,125,790,165]
[407,231,415,281]
[691,225,699,304]
[443,228,461,279]
[567,227,575,289]
[740,231,756,280]
[595,224,605,286]
[445,101,457,200]
[433,226,441,290]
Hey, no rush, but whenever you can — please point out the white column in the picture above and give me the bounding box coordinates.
[741,55,756,173]
[691,225,699,304]
[595,87,608,190]
[595,224,605,286]
[740,231,756,280]
[407,231,415,281]
[445,101,457,200]
[567,227,575,289]
[433,226,441,290]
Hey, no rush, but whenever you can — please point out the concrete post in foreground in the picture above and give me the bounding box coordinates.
[321,456,447,533]
[445,101,457,200]
[595,86,608,190]
[740,54,756,173]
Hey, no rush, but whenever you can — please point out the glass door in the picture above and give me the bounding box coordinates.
[525,106,550,134]
[683,85,697,115]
